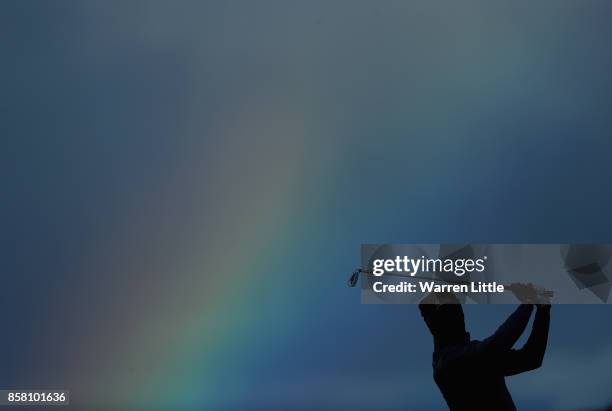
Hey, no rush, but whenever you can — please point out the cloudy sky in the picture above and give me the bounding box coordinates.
[3,1,612,410]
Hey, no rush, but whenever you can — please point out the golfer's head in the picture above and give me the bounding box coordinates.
[419,293,465,340]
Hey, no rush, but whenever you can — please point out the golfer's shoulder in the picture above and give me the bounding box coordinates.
[434,344,472,371]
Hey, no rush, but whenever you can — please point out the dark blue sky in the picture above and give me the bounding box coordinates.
[3,2,612,410]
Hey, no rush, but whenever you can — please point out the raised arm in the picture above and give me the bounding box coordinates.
[500,305,551,376]
[476,304,534,355]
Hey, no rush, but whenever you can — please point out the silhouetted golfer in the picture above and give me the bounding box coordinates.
[419,289,550,411]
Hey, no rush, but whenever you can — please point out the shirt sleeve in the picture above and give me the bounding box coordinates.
[435,305,535,373]
[461,304,533,368]
[499,305,551,376]
[467,304,534,361]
